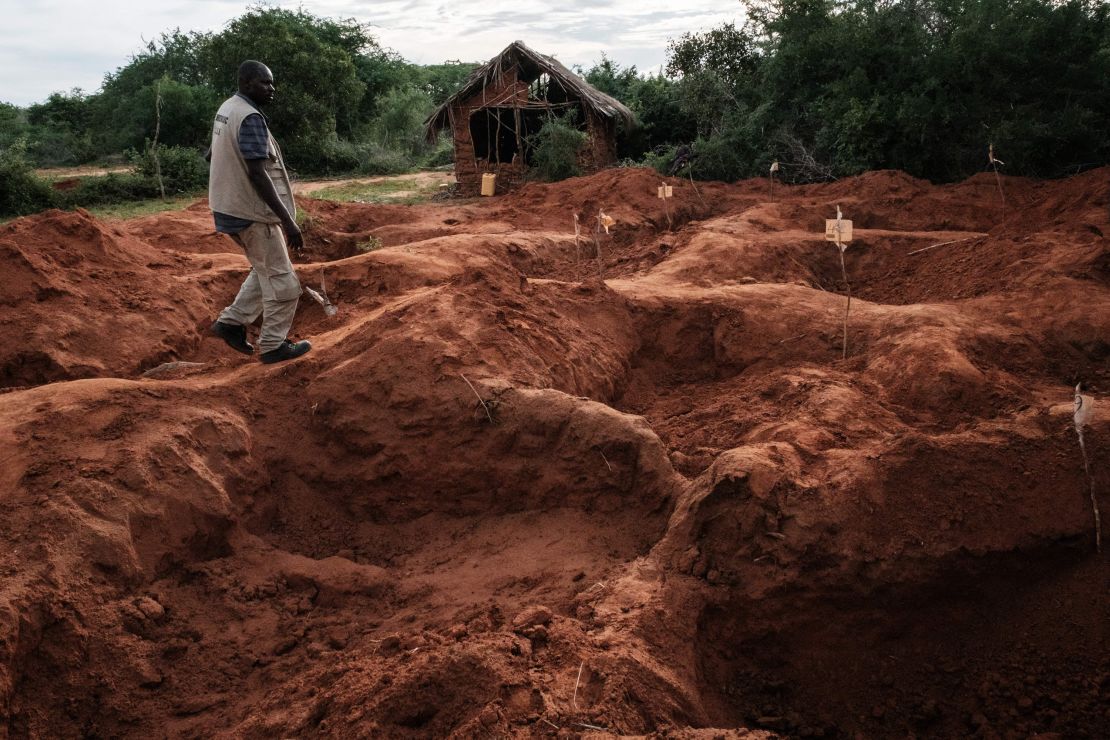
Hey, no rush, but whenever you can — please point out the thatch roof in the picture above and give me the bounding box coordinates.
[424,40,635,142]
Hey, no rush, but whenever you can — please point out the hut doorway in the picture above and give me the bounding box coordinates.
[469,107,582,166]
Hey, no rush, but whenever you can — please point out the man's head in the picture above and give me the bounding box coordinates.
[238,61,275,106]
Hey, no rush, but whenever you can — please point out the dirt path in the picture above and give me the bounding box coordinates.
[294,169,455,195]
[0,166,1107,738]
[34,163,131,179]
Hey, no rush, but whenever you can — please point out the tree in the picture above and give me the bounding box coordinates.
[26,90,97,165]
[657,0,1110,182]
[203,7,372,170]
[580,58,694,159]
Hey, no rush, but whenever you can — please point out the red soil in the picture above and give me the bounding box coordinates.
[0,167,1107,738]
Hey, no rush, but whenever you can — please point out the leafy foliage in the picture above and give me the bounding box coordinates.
[6,5,470,181]
[363,86,436,156]
[59,173,163,207]
[130,144,208,193]
[526,116,588,182]
[0,141,58,217]
[580,58,694,160]
[651,0,1110,182]
[204,7,371,170]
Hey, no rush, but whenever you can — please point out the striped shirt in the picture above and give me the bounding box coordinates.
[213,94,271,234]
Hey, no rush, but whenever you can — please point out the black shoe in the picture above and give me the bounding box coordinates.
[260,339,312,364]
[211,320,253,355]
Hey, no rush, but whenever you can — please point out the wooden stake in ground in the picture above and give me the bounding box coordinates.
[594,209,615,279]
[592,210,603,279]
[825,205,854,359]
[1073,384,1101,553]
[989,143,1006,209]
[769,160,779,202]
[658,181,673,228]
[572,212,582,281]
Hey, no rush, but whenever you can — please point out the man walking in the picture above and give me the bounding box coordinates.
[208,60,311,364]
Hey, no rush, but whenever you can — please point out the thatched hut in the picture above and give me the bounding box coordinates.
[424,41,635,196]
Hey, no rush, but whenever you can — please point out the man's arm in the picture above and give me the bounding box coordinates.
[237,113,303,250]
[244,158,303,249]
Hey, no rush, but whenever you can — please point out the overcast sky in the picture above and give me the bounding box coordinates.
[0,0,744,106]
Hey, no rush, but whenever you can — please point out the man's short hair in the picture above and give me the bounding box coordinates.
[238,60,269,86]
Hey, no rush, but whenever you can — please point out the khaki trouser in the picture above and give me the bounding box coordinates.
[218,221,301,353]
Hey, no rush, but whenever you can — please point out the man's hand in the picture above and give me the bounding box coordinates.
[283,219,304,251]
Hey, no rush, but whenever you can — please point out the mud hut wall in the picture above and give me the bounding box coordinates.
[577,111,618,172]
[451,71,531,195]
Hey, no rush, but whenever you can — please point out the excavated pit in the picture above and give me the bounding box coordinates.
[695,547,1107,738]
[1,166,1108,738]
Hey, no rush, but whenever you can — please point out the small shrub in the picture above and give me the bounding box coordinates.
[366,86,435,156]
[0,141,58,217]
[60,173,162,208]
[354,142,412,176]
[130,144,208,193]
[28,129,97,168]
[642,145,680,175]
[421,134,454,169]
[527,116,588,182]
[313,138,363,175]
[355,235,384,252]
[297,212,317,231]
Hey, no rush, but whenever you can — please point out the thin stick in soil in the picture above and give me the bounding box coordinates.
[1077,428,1101,553]
[573,212,582,281]
[686,166,708,208]
[572,660,585,711]
[1074,386,1101,552]
[460,373,495,424]
[908,235,984,256]
[593,209,605,279]
[989,143,1007,209]
[831,205,852,359]
[839,248,852,360]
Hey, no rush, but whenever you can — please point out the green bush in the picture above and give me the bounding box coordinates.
[28,128,97,167]
[0,141,57,217]
[526,116,588,182]
[25,90,98,167]
[364,86,435,155]
[130,144,207,193]
[60,173,162,207]
[657,1,1110,182]
[358,144,412,175]
[421,134,454,168]
[642,145,679,175]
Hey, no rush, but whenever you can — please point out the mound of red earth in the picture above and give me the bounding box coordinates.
[1,167,1107,738]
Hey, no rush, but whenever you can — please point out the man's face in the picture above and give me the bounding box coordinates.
[244,67,276,106]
